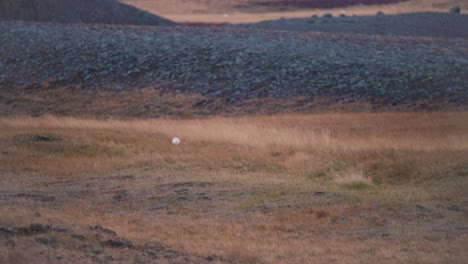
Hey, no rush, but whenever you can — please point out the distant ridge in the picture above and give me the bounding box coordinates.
[0,0,175,26]
[251,0,409,9]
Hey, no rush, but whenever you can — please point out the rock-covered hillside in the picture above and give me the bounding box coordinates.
[242,12,468,38]
[0,21,466,116]
[0,0,174,26]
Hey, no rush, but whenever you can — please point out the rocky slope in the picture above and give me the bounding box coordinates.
[241,12,468,38]
[0,0,175,26]
[0,20,467,116]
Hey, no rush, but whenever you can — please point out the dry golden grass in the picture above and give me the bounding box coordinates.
[1,112,467,262]
[1,203,467,263]
[1,112,467,177]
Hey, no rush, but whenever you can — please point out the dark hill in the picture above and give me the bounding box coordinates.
[0,0,175,26]
[241,12,468,39]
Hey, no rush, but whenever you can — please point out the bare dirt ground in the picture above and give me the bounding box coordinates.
[1,113,467,263]
[122,0,468,23]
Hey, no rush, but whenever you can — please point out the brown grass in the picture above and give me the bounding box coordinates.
[1,112,467,177]
[1,112,467,262]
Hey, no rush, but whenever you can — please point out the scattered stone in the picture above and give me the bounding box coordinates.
[30,223,50,233]
[17,223,50,235]
[53,227,68,233]
[35,236,58,246]
[79,244,103,254]
[416,205,431,213]
[16,193,56,202]
[0,225,17,236]
[15,134,62,143]
[450,5,461,14]
[447,204,461,212]
[112,190,129,202]
[172,181,213,188]
[83,73,93,82]
[34,135,59,142]
[90,225,117,236]
[101,238,134,248]
[71,233,86,241]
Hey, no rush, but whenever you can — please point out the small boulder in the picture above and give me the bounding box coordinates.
[450,5,461,14]
[101,238,134,248]
[30,134,62,142]
[0,225,17,236]
[90,225,117,236]
[16,223,50,235]
[35,236,58,246]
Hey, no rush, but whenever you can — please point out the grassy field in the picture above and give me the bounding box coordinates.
[1,112,467,262]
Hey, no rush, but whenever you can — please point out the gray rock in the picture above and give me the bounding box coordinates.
[101,238,134,248]
[83,73,93,82]
[450,6,461,14]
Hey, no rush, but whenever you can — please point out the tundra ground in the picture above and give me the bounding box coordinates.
[1,113,467,263]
